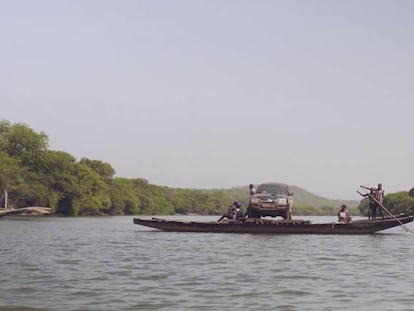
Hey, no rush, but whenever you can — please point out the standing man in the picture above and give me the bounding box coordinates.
[374,183,385,219]
[361,188,376,220]
[246,184,256,218]
[249,184,256,196]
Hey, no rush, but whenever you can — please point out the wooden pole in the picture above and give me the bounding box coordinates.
[0,192,4,208]
[0,191,8,209]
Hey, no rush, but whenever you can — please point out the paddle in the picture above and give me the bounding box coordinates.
[358,186,414,234]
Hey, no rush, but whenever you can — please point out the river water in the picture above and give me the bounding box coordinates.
[0,215,413,311]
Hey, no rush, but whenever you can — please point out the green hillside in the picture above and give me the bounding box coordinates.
[289,185,359,216]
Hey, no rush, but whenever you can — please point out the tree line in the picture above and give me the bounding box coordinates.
[1,120,413,217]
[0,120,249,216]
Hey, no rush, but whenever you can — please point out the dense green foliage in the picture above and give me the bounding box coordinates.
[0,120,412,217]
[0,120,247,216]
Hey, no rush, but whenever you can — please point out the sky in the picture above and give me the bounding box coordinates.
[1,0,413,199]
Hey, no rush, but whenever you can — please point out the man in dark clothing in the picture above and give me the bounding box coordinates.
[218,202,244,222]
[233,202,245,220]
[361,183,385,220]
[361,188,376,220]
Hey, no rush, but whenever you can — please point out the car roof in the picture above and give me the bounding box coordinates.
[258,182,288,187]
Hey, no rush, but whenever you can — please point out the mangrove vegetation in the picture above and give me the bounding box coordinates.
[1,120,413,217]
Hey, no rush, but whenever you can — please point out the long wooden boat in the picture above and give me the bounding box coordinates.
[133,215,414,234]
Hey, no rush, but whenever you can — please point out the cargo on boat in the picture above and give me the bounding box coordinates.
[133,215,414,234]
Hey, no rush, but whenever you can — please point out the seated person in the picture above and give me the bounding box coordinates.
[337,204,352,223]
[218,201,244,221]
[233,202,245,220]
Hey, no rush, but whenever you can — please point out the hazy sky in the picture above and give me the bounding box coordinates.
[1,0,413,199]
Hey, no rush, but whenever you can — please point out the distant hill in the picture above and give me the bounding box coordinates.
[289,185,359,208]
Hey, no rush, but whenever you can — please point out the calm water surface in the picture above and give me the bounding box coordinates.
[0,215,413,311]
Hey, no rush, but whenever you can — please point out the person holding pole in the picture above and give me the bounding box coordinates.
[358,184,414,234]
[374,183,385,219]
[360,183,385,220]
[360,187,376,220]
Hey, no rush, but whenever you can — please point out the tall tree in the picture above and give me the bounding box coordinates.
[0,151,21,191]
[79,158,115,181]
[0,120,48,171]
[44,150,79,212]
[72,163,111,215]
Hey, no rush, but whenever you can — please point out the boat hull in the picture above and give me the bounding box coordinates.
[133,216,414,234]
